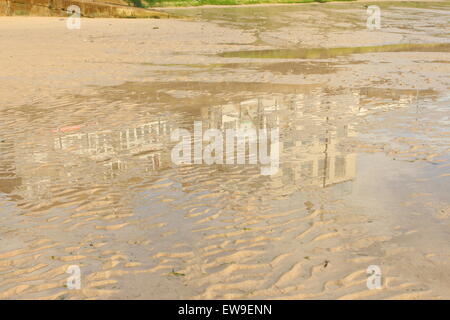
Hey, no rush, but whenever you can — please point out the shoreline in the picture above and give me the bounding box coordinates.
[1,0,447,17]
[150,0,446,9]
[0,2,449,300]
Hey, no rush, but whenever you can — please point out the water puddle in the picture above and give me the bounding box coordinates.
[1,78,449,299]
[1,2,449,300]
[220,42,450,59]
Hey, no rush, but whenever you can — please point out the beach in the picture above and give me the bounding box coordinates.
[0,1,449,299]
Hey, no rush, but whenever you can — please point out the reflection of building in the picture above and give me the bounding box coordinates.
[202,97,280,131]
[53,120,172,178]
[0,140,21,194]
[0,86,425,202]
[54,120,170,157]
[200,89,358,190]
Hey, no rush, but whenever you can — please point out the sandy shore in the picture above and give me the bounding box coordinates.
[0,1,449,299]
[152,0,446,9]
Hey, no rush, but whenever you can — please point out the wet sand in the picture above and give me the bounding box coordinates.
[0,1,449,299]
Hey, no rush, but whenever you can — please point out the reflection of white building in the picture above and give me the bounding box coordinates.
[1,87,424,201]
[281,89,359,188]
[52,120,171,178]
[202,97,280,131]
[201,90,358,189]
[283,141,357,188]
[0,141,21,194]
[54,121,170,156]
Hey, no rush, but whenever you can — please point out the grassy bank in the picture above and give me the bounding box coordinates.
[0,0,170,18]
[141,0,354,8]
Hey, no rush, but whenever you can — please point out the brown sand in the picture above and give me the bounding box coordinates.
[0,1,449,299]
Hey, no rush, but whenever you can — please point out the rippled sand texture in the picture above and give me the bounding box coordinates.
[0,2,449,299]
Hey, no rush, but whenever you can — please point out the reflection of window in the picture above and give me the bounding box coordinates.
[282,167,293,184]
[89,134,97,149]
[301,161,313,177]
[120,131,128,149]
[79,134,88,149]
[267,114,278,127]
[112,161,120,171]
[129,129,135,141]
[335,156,346,179]
[318,158,330,179]
[337,125,348,138]
[284,141,294,149]
[224,121,236,130]
[136,127,143,140]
